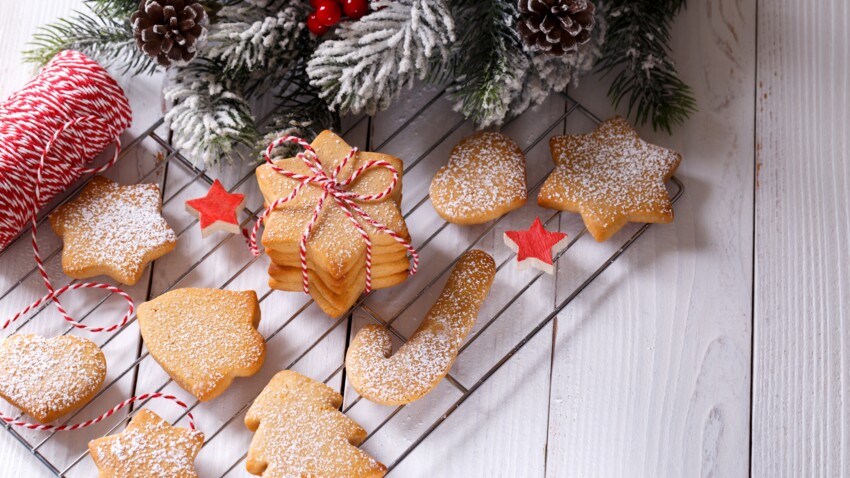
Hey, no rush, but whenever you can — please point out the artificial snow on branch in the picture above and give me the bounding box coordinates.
[164,60,258,167]
[206,3,307,73]
[306,0,455,115]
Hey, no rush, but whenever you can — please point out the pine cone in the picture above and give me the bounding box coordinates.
[518,0,596,56]
[131,0,208,67]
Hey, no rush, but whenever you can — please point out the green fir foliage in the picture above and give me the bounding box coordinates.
[596,0,696,133]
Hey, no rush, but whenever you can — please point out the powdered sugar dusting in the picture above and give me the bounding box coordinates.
[430,132,527,222]
[137,289,265,401]
[539,117,681,233]
[346,250,496,404]
[0,334,105,422]
[245,370,386,477]
[50,176,176,283]
[90,408,203,477]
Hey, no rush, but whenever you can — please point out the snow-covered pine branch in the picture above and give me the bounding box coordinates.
[206,3,307,73]
[306,0,455,115]
[164,62,258,167]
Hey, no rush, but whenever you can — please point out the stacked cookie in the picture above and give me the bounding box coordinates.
[256,131,413,317]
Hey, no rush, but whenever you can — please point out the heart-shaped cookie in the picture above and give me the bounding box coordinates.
[0,334,106,423]
[430,132,528,224]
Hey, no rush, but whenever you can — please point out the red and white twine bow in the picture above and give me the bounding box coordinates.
[248,135,419,294]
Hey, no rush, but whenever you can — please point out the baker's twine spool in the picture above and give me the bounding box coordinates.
[0,51,196,432]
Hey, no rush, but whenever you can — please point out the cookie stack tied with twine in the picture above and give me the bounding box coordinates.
[250,131,418,318]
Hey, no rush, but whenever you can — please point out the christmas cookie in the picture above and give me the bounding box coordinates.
[89,408,204,478]
[0,334,105,423]
[430,132,527,224]
[137,288,265,402]
[257,130,413,317]
[49,176,176,285]
[185,179,246,237]
[345,249,495,405]
[245,370,386,478]
[504,217,569,274]
[538,117,681,242]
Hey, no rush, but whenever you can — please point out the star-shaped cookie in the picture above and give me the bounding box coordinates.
[49,176,176,285]
[89,408,204,478]
[245,370,387,478]
[137,288,266,401]
[537,117,681,242]
[185,179,246,237]
[256,130,410,279]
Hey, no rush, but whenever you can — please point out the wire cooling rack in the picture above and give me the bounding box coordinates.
[0,91,683,477]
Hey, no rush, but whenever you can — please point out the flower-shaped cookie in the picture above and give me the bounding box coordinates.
[49,176,176,285]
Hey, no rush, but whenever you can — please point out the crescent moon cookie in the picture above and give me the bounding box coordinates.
[89,409,204,478]
[0,334,105,423]
[137,288,266,402]
[430,132,528,225]
[345,249,496,405]
[49,176,176,285]
[245,370,387,478]
[537,117,682,242]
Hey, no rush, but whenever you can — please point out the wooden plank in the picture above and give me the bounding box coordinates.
[545,0,756,476]
[753,1,850,476]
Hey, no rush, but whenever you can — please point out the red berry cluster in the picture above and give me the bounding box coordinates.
[307,0,369,36]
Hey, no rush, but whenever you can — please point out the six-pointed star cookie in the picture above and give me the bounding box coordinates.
[537,117,681,242]
[49,176,176,285]
[256,130,410,279]
[138,288,266,401]
[89,409,204,478]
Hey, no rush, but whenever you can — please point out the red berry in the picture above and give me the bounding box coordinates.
[310,0,341,7]
[315,0,342,27]
[343,0,369,19]
[307,12,330,35]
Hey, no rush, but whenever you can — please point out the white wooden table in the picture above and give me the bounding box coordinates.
[1,0,842,476]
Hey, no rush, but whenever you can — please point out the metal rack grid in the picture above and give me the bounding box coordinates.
[0,92,683,476]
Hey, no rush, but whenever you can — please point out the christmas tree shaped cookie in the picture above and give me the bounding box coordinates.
[137,288,266,401]
[245,370,386,478]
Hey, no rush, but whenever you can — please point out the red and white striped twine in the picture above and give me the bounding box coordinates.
[0,393,196,431]
[0,51,135,334]
[248,135,419,294]
[0,52,199,434]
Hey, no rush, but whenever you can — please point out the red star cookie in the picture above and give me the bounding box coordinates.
[503,217,568,275]
[185,179,245,237]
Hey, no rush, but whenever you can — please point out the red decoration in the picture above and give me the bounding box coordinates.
[185,179,246,238]
[503,217,568,275]
[343,0,369,19]
[307,13,331,36]
[315,0,342,26]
